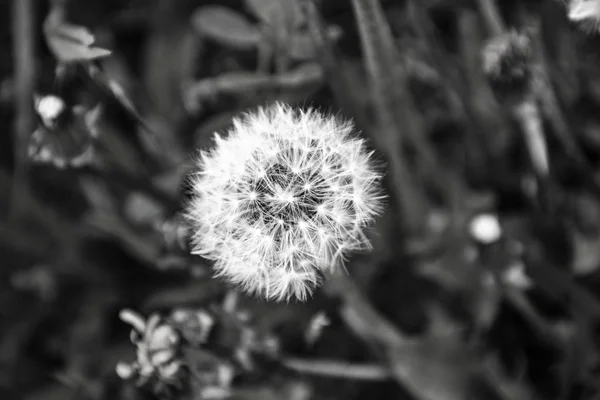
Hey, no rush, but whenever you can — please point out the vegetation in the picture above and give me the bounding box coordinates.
[3,0,600,399]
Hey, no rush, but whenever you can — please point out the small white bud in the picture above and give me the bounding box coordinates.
[35,94,66,128]
[116,362,136,379]
[186,103,386,301]
[469,214,502,244]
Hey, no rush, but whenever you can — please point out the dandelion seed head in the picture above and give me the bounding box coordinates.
[186,102,386,301]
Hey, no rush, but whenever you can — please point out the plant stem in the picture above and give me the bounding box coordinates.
[9,0,36,221]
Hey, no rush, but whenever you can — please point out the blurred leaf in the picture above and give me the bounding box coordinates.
[142,279,223,315]
[481,355,538,400]
[84,64,160,143]
[570,191,600,275]
[124,192,165,227]
[571,230,600,276]
[141,4,197,167]
[194,110,240,149]
[227,381,312,400]
[152,165,190,198]
[387,311,474,400]
[155,254,199,273]
[326,271,472,400]
[10,265,57,303]
[143,11,199,124]
[91,118,148,176]
[85,210,161,268]
[185,64,323,112]
[348,0,433,234]
[79,176,117,215]
[471,273,503,334]
[412,189,494,290]
[43,7,111,63]
[288,34,317,60]
[350,0,435,166]
[155,214,191,254]
[246,0,305,72]
[245,0,304,28]
[192,6,261,49]
[288,26,342,61]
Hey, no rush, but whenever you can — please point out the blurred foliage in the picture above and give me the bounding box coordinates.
[5,0,600,399]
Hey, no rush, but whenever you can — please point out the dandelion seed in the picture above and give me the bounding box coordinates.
[186,102,386,301]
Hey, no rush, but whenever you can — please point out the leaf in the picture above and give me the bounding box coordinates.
[246,0,304,72]
[245,0,304,28]
[327,272,471,400]
[347,0,435,234]
[191,6,261,49]
[43,7,111,63]
[124,192,165,227]
[289,26,342,60]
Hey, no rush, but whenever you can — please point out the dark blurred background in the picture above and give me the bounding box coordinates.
[4,0,600,399]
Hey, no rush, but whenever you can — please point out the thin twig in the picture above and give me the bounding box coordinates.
[282,358,390,381]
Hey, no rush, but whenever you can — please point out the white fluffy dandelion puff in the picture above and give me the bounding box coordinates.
[186,103,386,302]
